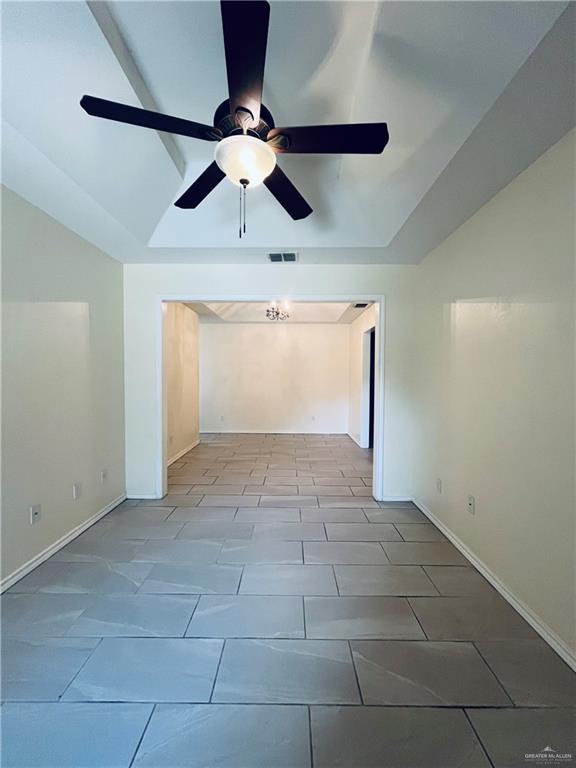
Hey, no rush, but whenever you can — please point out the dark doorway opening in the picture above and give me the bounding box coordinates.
[368,327,375,449]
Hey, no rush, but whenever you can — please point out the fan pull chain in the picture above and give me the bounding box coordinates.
[239,185,242,239]
[239,179,249,239]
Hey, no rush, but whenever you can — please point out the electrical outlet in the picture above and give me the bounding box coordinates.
[72,482,82,501]
[29,504,41,525]
[467,495,476,515]
[100,470,108,485]
[436,478,442,494]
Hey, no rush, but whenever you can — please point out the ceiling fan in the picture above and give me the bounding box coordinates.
[80,0,389,224]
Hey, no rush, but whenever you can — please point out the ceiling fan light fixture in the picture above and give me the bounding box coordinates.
[214,135,276,187]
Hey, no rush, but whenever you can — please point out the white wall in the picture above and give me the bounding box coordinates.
[165,302,199,463]
[1,187,125,586]
[199,323,350,433]
[411,129,576,660]
[348,305,378,446]
[123,264,418,498]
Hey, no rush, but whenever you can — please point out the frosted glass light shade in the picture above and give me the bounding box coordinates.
[214,135,276,187]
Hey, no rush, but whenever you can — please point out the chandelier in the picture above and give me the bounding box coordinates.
[265,301,290,321]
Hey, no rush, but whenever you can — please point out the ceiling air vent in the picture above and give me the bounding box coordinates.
[268,253,298,263]
[354,302,369,309]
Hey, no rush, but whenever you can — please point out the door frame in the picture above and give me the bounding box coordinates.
[155,293,386,500]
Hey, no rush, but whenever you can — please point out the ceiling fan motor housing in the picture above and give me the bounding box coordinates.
[213,99,275,140]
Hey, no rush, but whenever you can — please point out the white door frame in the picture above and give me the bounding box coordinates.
[155,293,386,500]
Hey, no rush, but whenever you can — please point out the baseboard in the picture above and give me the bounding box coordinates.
[200,429,349,435]
[0,493,126,593]
[414,499,576,672]
[347,432,368,449]
[167,439,200,466]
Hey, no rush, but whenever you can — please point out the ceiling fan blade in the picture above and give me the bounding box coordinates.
[267,123,389,154]
[264,166,312,220]
[174,162,226,208]
[220,0,269,128]
[80,95,221,141]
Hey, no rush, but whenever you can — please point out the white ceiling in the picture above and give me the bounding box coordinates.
[1,1,573,263]
[185,301,371,324]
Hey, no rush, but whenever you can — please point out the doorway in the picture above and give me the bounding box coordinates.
[157,295,386,500]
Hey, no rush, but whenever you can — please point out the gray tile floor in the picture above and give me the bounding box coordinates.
[2,434,575,767]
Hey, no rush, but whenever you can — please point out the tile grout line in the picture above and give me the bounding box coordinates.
[208,638,227,703]
[128,703,156,768]
[57,636,104,701]
[463,708,496,768]
[308,705,315,768]
[347,640,364,705]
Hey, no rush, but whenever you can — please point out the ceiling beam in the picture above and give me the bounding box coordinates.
[86,0,186,178]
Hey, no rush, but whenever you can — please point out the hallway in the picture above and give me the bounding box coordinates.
[2,434,575,767]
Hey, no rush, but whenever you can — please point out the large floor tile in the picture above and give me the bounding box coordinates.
[240,565,338,595]
[476,639,576,706]
[218,540,303,564]
[2,637,99,701]
[304,542,388,564]
[104,522,185,540]
[177,521,254,538]
[131,539,222,564]
[326,523,401,541]
[235,507,300,522]
[395,523,446,541]
[319,497,378,508]
[62,638,223,702]
[66,594,198,637]
[409,596,538,639]
[186,595,304,638]
[139,495,202,507]
[198,495,250,506]
[138,564,242,594]
[311,707,490,767]
[305,597,425,639]
[468,708,576,768]
[1,594,93,636]
[351,640,511,705]
[301,508,368,523]
[300,486,352,496]
[167,506,236,521]
[259,495,318,507]
[382,541,468,564]
[366,507,427,523]
[108,506,174,523]
[252,522,326,540]
[0,703,153,768]
[212,639,360,704]
[133,704,311,767]
[423,566,497,596]
[51,539,147,563]
[9,562,153,594]
[245,484,298,495]
[334,565,438,596]
[192,484,246,494]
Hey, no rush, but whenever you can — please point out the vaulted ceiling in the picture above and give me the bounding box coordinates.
[2,1,574,264]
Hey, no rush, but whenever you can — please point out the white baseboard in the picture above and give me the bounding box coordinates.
[415,499,576,672]
[0,493,126,593]
[347,432,368,449]
[200,429,349,435]
[167,438,200,466]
